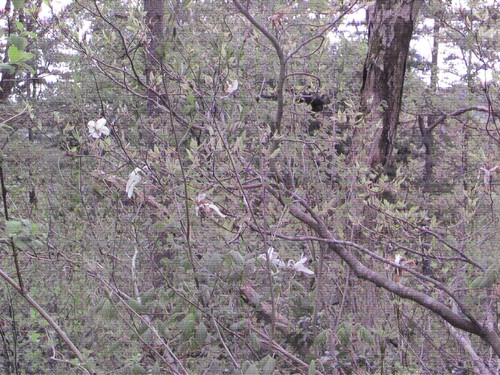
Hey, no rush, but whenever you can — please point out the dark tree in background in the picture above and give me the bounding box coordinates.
[360,0,423,169]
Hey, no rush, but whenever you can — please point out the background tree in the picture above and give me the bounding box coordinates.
[360,0,424,170]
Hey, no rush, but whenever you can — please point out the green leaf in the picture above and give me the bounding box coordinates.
[229,250,244,266]
[8,46,23,62]
[470,264,499,289]
[358,326,375,345]
[241,360,252,373]
[229,319,248,331]
[101,299,118,319]
[206,253,223,274]
[314,329,330,346]
[195,322,208,346]
[261,355,275,375]
[140,288,156,304]
[22,31,37,39]
[244,363,260,375]
[128,299,147,314]
[140,328,153,343]
[152,362,161,375]
[249,331,261,351]
[29,331,41,343]
[180,314,195,340]
[12,0,25,10]
[15,22,24,32]
[337,322,352,345]
[0,63,15,74]
[8,35,27,51]
[130,364,147,375]
[308,359,316,375]
[5,220,23,236]
[13,237,31,251]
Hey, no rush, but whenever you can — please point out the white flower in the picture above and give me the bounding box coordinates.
[195,193,227,218]
[287,254,314,276]
[394,254,402,265]
[479,165,499,189]
[88,118,110,139]
[385,253,416,283]
[78,20,92,43]
[258,247,285,268]
[126,167,144,198]
[225,79,239,94]
[207,203,226,218]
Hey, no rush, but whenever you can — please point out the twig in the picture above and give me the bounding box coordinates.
[87,270,188,375]
[212,316,240,369]
[445,322,494,375]
[0,161,25,293]
[0,269,87,366]
[251,326,324,375]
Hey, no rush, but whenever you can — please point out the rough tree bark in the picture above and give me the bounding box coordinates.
[360,0,423,169]
[143,0,164,117]
[0,67,16,102]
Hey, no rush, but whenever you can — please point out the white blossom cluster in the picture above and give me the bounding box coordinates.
[258,248,314,276]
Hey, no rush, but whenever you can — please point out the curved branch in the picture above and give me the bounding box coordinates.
[284,72,321,87]
[280,199,500,355]
[287,36,326,60]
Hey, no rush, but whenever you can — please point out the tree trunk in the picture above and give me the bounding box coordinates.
[0,0,16,102]
[420,18,440,193]
[360,0,423,169]
[0,70,16,102]
[430,18,440,92]
[143,0,164,117]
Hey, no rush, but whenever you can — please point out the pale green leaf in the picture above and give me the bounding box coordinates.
[244,363,260,375]
[12,0,25,10]
[130,364,147,375]
[195,322,208,346]
[261,355,275,375]
[0,63,15,74]
[8,46,22,62]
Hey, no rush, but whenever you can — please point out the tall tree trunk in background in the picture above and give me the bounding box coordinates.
[420,21,440,372]
[144,0,164,117]
[429,18,440,93]
[0,65,17,103]
[0,0,16,102]
[360,0,423,170]
[421,18,441,192]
